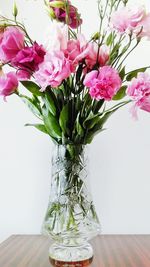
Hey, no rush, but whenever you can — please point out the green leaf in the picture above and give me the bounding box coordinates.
[59,104,70,135]
[84,101,130,144]
[109,43,120,63]
[83,112,100,129]
[119,66,126,80]
[43,108,62,139]
[113,86,127,100]
[21,81,43,96]
[106,32,114,46]
[55,87,64,110]
[21,95,42,118]
[92,99,105,114]
[43,91,57,116]
[76,64,84,84]
[75,114,84,137]
[85,128,105,144]
[25,123,48,134]
[126,68,147,81]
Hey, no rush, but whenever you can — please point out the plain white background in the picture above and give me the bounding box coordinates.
[0,0,150,243]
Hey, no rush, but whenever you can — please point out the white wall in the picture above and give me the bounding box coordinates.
[1,0,150,243]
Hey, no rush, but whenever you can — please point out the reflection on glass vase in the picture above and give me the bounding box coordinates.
[42,144,101,266]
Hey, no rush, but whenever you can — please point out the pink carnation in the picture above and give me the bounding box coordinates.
[127,72,150,118]
[84,66,122,101]
[12,42,46,79]
[35,51,71,89]
[0,71,18,98]
[49,0,82,29]
[0,27,25,63]
[111,5,150,38]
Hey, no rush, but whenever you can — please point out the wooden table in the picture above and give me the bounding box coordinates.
[0,235,150,267]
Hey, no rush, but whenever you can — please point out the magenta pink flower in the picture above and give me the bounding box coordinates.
[16,70,31,81]
[35,51,71,89]
[49,0,82,29]
[127,72,150,118]
[84,66,122,101]
[111,5,150,38]
[0,27,25,63]
[12,42,46,79]
[0,71,18,98]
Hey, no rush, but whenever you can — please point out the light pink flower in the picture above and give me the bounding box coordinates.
[0,27,25,63]
[127,72,150,118]
[64,35,109,71]
[139,14,150,38]
[35,51,71,89]
[84,66,122,101]
[111,5,150,37]
[49,0,82,29]
[45,22,68,52]
[0,71,18,97]
[45,26,109,71]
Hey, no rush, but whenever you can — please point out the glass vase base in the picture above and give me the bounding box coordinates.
[49,243,93,267]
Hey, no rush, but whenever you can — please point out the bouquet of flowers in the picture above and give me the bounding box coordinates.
[1,1,150,263]
[1,0,150,146]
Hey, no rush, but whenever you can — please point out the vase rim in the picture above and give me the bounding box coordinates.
[54,143,88,147]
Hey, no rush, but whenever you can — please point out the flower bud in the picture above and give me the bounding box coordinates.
[49,1,65,9]
[13,1,18,18]
[45,6,56,19]
[91,32,100,41]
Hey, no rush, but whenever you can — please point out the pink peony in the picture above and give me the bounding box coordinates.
[84,66,122,101]
[49,0,82,29]
[0,71,18,97]
[111,5,150,38]
[12,42,46,79]
[0,27,25,63]
[127,72,150,118]
[35,51,71,89]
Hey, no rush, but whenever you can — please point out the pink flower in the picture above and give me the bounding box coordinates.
[83,43,110,69]
[0,27,25,63]
[49,0,82,29]
[45,22,68,51]
[139,14,150,38]
[0,71,18,97]
[127,72,150,118]
[16,70,31,81]
[84,66,122,101]
[64,35,109,71]
[12,42,46,79]
[35,51,71,89]
[111,5,150,37]
[45,24,109,71]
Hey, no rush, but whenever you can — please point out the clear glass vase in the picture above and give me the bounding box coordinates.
[42,144,100,266]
